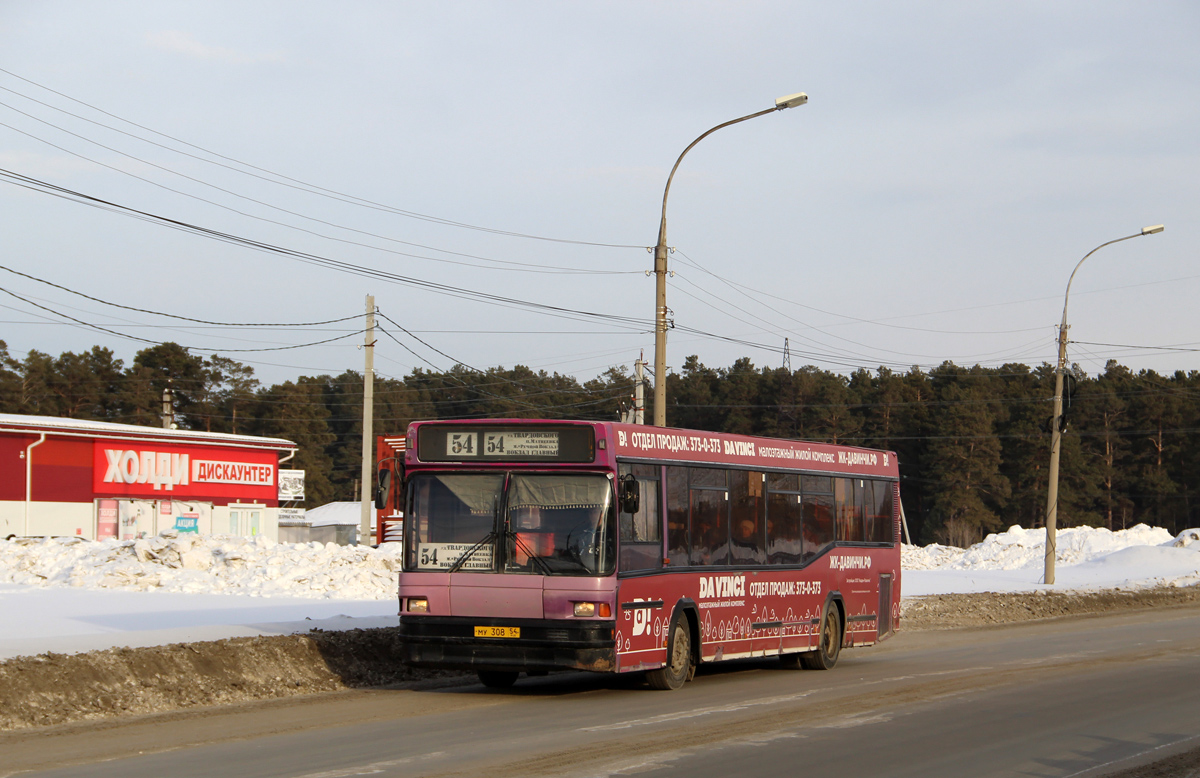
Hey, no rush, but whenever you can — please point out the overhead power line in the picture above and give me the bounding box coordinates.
[1071,340,1200,354]
[0,264,363,327]
[673,250,1046,337]
[0,66,643,249]
[0,168,655,332]
[0,285,368,353]
[374,320,614,405]
[0,112,638,276]
[376,315,464,372]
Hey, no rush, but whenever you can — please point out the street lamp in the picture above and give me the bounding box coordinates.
[1043,224,1164,584]
[651,92,809,427]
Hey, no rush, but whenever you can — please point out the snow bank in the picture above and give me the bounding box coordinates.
[3,524,1200,606]
[1072,545,1200,588]
[901,524,1200,596]
[2,524,1199,656]
[902,524,1176,571]
[0,533,403,600]
[1172,528,1200,549]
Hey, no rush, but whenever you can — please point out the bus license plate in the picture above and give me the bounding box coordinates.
[475,626,520,638]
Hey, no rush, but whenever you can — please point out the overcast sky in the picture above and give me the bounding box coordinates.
[1,2,1197,391]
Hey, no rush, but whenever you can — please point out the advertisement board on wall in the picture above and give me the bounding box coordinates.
[93,442,278,502]
[278,507,306,525]
[278,469,305,502]
[119,500,155,540]
[169,501,211,534]
[97,499,118,539]
[159,499,201,534]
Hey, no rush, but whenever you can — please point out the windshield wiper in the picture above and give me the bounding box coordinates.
[446,531,495,574]
[507,529,553,575]
[448,494,502,575]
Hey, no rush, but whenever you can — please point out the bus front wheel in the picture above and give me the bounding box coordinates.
[647,613,692,690]
[802,606,842,670]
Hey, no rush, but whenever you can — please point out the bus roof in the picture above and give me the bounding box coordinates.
[405,419,898,479]
[607,423,897,479]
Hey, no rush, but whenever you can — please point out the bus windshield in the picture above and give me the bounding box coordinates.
[405,472,615,576]
[506,474,614,576]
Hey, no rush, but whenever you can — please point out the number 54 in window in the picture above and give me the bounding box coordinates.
[448,433,477,456]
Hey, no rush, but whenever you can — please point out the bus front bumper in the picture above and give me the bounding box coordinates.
[399,616,616,673]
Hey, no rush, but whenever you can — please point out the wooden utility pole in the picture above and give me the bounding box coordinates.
[359,295,375,546]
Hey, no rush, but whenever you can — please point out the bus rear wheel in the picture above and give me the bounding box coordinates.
[801,606,842,670]
[478,670,519,688]
[647,613,691,690]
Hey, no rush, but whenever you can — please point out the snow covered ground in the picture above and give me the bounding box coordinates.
[903,524,1200,595]
[0,533,402,659]
[2,525,1199,659]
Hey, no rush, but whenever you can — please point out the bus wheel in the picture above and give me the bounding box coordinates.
[478,670,519,688]
[647,613,692,691]
[802,606,842,670]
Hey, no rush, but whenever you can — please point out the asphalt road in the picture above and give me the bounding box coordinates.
[7,603,1200,778]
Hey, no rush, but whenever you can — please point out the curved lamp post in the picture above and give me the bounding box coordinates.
[1044,224,1164,584]
[651,92,809,427]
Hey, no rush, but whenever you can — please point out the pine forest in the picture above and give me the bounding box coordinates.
[4,340,1197,547]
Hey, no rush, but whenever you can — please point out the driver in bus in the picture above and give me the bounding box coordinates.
[511,505,549,567]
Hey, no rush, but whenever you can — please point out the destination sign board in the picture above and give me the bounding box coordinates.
[417,425,595,463]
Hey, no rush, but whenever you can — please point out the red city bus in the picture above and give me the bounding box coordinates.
[385,419,901,690]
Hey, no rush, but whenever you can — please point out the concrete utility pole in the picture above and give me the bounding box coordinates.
[360,295,375,546]
[651,92,808,428]
[161,387,173,429]
[634,351,646,425]
[1043,225,1163,584]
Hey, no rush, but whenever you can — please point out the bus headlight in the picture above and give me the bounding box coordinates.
[573,602,596,617]
[408,597,429,613]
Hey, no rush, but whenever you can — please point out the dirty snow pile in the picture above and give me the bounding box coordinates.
[902,524,1200,595]
[0,533,404,600]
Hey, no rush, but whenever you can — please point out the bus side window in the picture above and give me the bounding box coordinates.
[688,466,729,566]
[867,480,895,543]
[802,492,835,559]
[835,477,864,542]
[801,475,835,558]
[618,464,663,572]
[766,487,802,565]
[730,470,766,566]
[853,479,867,542]
[665,466,689,567]
[689,483,728,567]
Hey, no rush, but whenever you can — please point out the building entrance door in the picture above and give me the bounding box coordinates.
[229,505,263,537]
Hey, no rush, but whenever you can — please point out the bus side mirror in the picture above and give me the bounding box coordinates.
[374,469,392,511]
[619,474,639,514]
